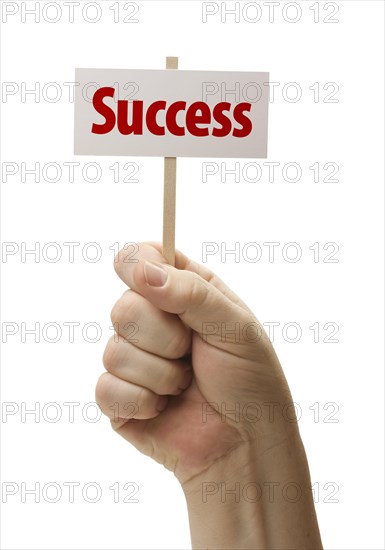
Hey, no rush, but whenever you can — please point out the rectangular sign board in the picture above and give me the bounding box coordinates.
[74,68,269,158]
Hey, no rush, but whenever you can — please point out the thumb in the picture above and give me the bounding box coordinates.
[143,260,240,323]
[137,260,264,357]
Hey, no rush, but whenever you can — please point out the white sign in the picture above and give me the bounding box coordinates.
[74,68,269,158]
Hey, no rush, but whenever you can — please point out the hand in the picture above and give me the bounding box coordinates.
[95,242,297,485]
[96,242,322,549]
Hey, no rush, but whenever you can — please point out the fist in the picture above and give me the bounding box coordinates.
[96,242,295,484]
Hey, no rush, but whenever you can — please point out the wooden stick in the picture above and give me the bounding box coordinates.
[162,56,178,266]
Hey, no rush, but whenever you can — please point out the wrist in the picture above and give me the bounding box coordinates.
[182,430,302,504]
[182,432,322,550]
[182,440,267,549]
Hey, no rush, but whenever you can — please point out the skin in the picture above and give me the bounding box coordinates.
[96,242,323,550]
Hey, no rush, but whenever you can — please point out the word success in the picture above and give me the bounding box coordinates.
[91,87,253,138]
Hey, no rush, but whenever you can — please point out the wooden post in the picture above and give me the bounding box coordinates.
[162,56,178,266]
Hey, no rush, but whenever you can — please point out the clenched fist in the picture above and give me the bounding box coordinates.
[95,242,322,549]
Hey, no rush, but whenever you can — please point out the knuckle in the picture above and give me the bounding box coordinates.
[136,385,152,408]
[102,336,120,372]
[113,248,124,277]
[110,290,137,325]
[95,372,112,407]
[164,376,183,396]
[110,299,123,325]
[163,330,190,359]
[157,367,178,395]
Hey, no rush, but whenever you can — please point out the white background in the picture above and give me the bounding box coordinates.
[0,1,384,549]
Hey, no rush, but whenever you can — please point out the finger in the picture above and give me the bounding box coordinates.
[111,288,191,359]
[115,242,252,313]
[103,335,193,396]
[95,372,168,421]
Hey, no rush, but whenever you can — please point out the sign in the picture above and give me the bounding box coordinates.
[74,68,269,158]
